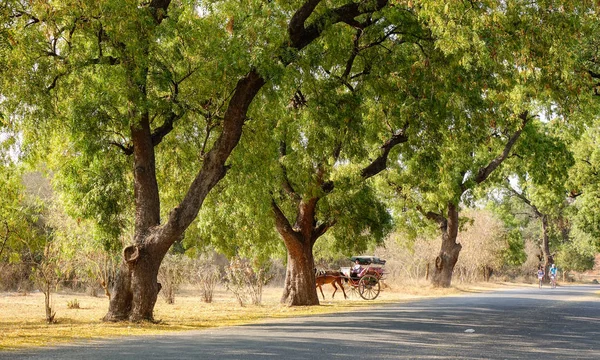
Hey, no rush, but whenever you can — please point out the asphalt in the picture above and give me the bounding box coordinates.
[3,285,599,359]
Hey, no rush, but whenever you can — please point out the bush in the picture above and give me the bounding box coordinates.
[158,253,192,304]
[67,299,80,309]
[0,262,33,292]
[195,262,220,303]
[224,256,273,306]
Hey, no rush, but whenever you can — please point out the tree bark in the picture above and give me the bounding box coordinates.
[430,203,462,288]
[280,238,320,306]
[104,238,170,321]
[540,215,553,282]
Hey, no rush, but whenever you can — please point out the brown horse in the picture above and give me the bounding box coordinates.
[315,270,347,300]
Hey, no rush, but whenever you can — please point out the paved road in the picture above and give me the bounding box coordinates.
[4,285,599,359]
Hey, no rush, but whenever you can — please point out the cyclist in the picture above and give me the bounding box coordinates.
[537,266,545,288]
[549,264,558,288]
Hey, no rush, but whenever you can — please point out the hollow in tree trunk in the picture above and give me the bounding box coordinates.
[103,240,169,322]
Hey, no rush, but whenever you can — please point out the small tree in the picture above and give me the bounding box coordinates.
[224,256,273,306]
[29,231,68,324]
[554,226,596,281]
[157,253,192,304]
[195,261,220,304]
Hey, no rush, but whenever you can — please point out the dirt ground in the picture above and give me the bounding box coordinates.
[0,281,523,350]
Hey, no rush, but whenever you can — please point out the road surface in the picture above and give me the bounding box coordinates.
[4,285,599,359]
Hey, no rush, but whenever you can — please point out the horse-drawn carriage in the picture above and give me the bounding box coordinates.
[316,256,386,301]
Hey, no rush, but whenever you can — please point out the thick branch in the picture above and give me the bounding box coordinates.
[85,56,120,66]
[109,141,134,155]
[288,0,389,51]
[426,211,446,226]
[159,1,390,247]
[418,205,447,230]
[161,70,265,243]
[568,190,582,198]
[150,112,182,147]
[472,112,530,186]
[505,180,542,218]
[271,199,298,238]
[341,28,363,81]
[148,0,171,24]
[312,220,337,243]
[361,126,409,179]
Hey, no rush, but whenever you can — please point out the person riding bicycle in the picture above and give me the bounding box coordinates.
[549,264,558,288]
[537,267,545,288]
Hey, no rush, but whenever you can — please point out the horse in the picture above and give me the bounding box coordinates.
[315,270,347,300]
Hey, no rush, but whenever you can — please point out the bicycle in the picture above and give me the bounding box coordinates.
[550,275,556,289]
[536,268,544,289]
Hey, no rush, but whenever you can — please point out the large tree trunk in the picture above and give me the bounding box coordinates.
[540,215,553,282]
[428,114,529,287]
[104,71,265,322]
[272,198,328,306]
[104,239,171,321]
[104,112,166,322]
[431,204,462,288]
[280,238,319,306]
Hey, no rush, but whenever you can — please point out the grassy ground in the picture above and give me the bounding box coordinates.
[0,281,521,351]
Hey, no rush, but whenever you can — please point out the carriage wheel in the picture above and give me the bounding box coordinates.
[342,278,359,299]
[358,275,380,300]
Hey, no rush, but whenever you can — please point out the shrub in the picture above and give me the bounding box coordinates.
[67,299,80,309]
[224,256,273,306]
[158,253,192,304]
[196,262,220,303]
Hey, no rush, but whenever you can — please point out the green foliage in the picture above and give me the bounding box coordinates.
[567,119,600,241]
[494,120,575,217]
[319,184,393,255]
[2,0,273,244]
[383,1,592,259]
[0,165,50,268]
[555,240,596,274]
[500,229,527,267]
[1,1,598,288]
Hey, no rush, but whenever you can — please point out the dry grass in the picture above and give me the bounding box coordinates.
[0,282,505,351]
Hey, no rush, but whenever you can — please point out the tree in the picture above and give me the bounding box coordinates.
[498,119,575,279]
[566,121,600,245]
[554,227,596,279]
[4,0,392,321]
[0,164,62,322]
[197,4,435,305]
[383,0,590,287]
